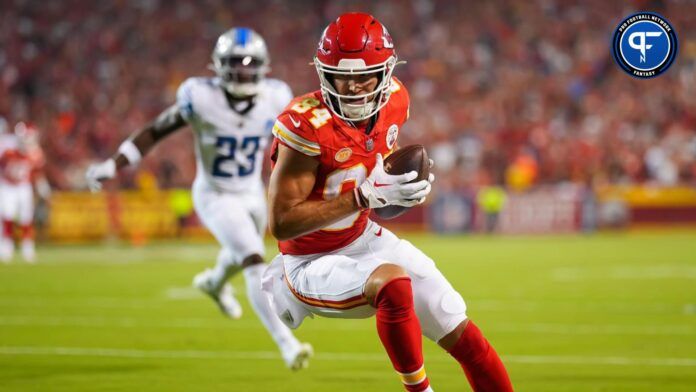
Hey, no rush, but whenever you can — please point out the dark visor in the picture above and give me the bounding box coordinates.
[220,56,264,68]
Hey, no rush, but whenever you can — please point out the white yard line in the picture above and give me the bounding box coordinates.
[472,299,687,314]
[0,315,224,329]
[552,265,696,281]
[0,298,169,309]
[490,324,695,336]
[0,297,690,315]
[164,287,202,300]
[0,346,693,367]
[0,315,693,336]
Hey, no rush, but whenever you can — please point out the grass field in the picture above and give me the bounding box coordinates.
[0,230,694,391]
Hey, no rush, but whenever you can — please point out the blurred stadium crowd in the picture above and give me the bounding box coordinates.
[1,0,695,191]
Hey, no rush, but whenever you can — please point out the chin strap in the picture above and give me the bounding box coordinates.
[340,100,376,120]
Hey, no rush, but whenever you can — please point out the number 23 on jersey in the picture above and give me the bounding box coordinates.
[211,135,261,178]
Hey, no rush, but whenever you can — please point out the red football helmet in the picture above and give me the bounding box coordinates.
[315,13,399,122]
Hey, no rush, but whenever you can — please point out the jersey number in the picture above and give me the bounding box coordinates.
[211,136,261,178]
[322,164,367,230]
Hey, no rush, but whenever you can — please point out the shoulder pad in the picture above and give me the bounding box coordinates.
[273,106,321,157]
[388,77,410,120]
[176,77,216,121]
[264,78,294,109]
[283,93,333,130]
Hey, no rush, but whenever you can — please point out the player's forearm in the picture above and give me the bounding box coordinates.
[34,176,51,199]
[269,191,361,241]
[112,104,185,170]
[112,126,155,170]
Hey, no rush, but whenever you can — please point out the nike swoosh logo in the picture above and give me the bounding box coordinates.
[375,228,383,237]
[374,182,391,188]
[289,115,301,128]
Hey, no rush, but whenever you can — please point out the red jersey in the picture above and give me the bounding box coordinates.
[271,77,409,255]
[0,148,44,185]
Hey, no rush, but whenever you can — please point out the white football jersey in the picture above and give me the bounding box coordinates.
[176,77,292,193]
[0,133,17,156]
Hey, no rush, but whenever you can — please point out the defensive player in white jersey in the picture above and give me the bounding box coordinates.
[85,28,312,370]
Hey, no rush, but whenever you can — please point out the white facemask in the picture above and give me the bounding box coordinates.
[315,57,399,122]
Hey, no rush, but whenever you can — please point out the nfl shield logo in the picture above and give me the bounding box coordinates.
[365,138,374,151]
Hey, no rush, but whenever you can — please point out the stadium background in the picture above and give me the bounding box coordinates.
[0,0,695,391]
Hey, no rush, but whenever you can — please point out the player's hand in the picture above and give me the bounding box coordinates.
[85,159,116,192]
[36,178,52,200]
[428,159,435,184]
[357,154,431,209]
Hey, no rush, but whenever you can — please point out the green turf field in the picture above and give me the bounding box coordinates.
[0,230,694,391]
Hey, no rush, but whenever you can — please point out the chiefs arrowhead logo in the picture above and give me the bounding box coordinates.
[335,147,352,163]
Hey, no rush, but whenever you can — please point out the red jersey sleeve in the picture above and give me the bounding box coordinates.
[272,95,323,158]
[390,77,410,124]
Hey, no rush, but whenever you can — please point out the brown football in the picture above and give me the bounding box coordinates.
[374,144,430,220]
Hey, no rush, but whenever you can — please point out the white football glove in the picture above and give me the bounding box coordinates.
[85,159,116,192]
[357,154,432,209]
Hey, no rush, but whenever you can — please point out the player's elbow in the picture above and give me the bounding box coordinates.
[268,209,293,241]
[268,219,294,241]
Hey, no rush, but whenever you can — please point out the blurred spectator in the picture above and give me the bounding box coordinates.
[0,0,694,190]
[477,185,507,233]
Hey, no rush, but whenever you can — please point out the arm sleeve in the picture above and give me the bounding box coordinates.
[272,113,321,157]
[176,78,196,122]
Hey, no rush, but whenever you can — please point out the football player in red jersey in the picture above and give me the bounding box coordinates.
[0,122,50,263]
[263,13,513,392]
